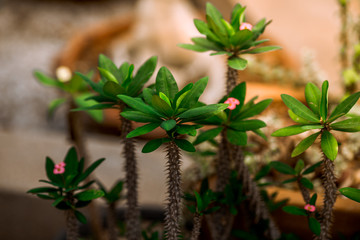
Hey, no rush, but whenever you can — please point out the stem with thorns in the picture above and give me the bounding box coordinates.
[318,154,337,240]
[190,213,203,240]
[107,202,119,240]
[120,113,141,240]
[226,61,239,94]
[65,192,78,240]
[165,140,182,240]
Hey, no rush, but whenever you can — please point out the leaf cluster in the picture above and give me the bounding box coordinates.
[272,81,360,160]
[96,179,124,204]
[193,82,271,146]
[179,3,280,70]
[119,66,227,153]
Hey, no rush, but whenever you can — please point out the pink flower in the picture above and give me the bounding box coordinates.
[224,97,240,110]
[304,204,316,212]
[53,162,66,175]
[239,22,253,31]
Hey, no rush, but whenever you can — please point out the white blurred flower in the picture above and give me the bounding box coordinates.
[56,66,72,82]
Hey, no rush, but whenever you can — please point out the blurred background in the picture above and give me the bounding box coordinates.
[0,0,359,239]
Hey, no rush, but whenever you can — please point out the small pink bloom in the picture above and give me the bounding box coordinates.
[224,97,240,110]
[53,167,65,175]
[56,162,66,168]
[239,22,253,31]
[304,204,316,212]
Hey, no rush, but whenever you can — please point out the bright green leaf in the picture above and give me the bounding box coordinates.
[339,187,360,203]
[320,80,329,121]
[288,110,310,124]
[155,67,179,99]
[328,92,360,122]
[160,119,177,131]
[272,124,322,137]
[331,117,360,132]
[228,57,248,70]
[291,132,321,157]
[305,83,321,116]
[281,94,320,122]
[321,131,338,161]
[229,119,266,131]
[126,122,161,138]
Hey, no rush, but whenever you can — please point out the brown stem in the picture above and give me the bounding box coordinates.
[190,213,203,240]
[107,202,119,240]
[226,62,239,95]
[216,129,232,192]
[318,155,337,240]
[65,209,79,240]
[297,177,311,204]
[165,141,182,240]
[235,146,280,240]
[120,115,141,240]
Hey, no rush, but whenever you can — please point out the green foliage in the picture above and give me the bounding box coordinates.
[339,187,360,203]
[97,179,124,204]
[27,147,105,223]
[272,80,360,160]
[179,2,280,66]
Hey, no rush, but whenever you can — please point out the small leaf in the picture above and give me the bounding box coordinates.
[128,56,157,96]
[151,95,174,117]
[281,94,320,122]
[155,67,179,99]
[272,124,322,137]
[291,132,321,157]
[98,54,122,83]
[282,177,297,184]
[179,77,208,109]
[305,83,321,116]
[303,161,322,175]
[328,92,360,122]
[178,43,208,52]
[254,164,271,181]
[75,210,87,224]
[118,95,163,118]
[193,127,223,145]
[330,118,360,132]
[282,206,307,216]
[178,104,227,122]
[126,122,161,138]
[235,99,272,120]
[320,80,329,121]
[321,131,338,161]
[142,138,170,153]
[242,46,281,54]
[309,217,321,236]
[300,177,314,190]
[160,119,177,131]
[339,187,360,203]
[159,92,172,106]
[74,158,105,185]
[228,57,248,70]
[174,139,196,152]
[52,196,65,207]
[270,161,296,175]
[98,67,118,83]
[191,37,223,51]
[310,193,318,205]
[294,160,305,175]
[194,191,203,212]
[121,111,161,123]
[27,187,58,194]
[227,129,247,146]
[288,110,310,124]
[75,189,104,201]
[229,119,266,131]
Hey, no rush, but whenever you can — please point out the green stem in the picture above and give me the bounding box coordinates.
[120,115,141,240]
[165,140,182,240]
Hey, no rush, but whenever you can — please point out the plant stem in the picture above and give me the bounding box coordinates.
[235,146,280,240]
[107,202,119,240]
[120,115,141,240]
[318,154,337,240]
[226,62,239,94]
[190,213,203,240]
[297,177,311,204]
[165,140,182,240]
[216,129,232,192]
[65,209,79,240]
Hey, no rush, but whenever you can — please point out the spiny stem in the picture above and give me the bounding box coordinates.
[65,209,79,240]
[120,115,141,240]
[318,154,337,240]
[226,62,239,95]
[190,213,203,240]
[235,146,280,240]
[165,141,182,240]
[297,178,311,204]
[216,129,232,192]
[107,203,119,240]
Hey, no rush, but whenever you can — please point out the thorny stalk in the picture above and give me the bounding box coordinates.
[107,202,119,240]
[190,213,203,240]
[65,192,78,240]
[297,178,311,204]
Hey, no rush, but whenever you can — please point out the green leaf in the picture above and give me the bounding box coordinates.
[76,72,102,94]
[272,124,322,137]
[108,180,124,202]
[174,139,196,152]
[328,92,360,122]
[121,111,160,123]
[118,95,163,117]
[151,95,174,117]
[52,196,65,207]
[294,160,305,175]
[303,161,322,175]
[229,82,246,109]
[281,94,320,122]
[228,57,247,70]
[193,127,223,145]
[230,30,253,47]
[305,83,321,116]
[159,92,172,106]
[34,71,63,88]
[227,129,247,146]
[282,206,307,216]
[321,131,338,161]
[127,122,161,138]
[155,67,179,99]
[320,80,329,121]
[191,37,223,51]
[128,56,157,96]
[288,110,310,124]
[206,3,227,36]
[46,157,61,184]
[270,161,296,175]
[27,187,58,194]
[310,193,317,205]
[178,104,228,122]
[161,119,177,131]
[74,210,87,224]
[103,81,125,98]
[230,4,244,30]
[229,119,266,131]
[75,189,104,201]
[221,19,235,36]
[243,46,281,54]
[173,83,193,108]
[98,67,118,83]
[254,164,271,181]
[235,99,272,120]
[178,43,208,52]
[331,117,360,132]
[179,77,208,108]
[74,94,104,123]
[339,187,360,203]
[194,19,210,35]
[72,103,114,111]
[74,158,105,185]
[291,132,321,157]
[194,191,203,212]
[98,54,122,83]
[309,217,321,236]
[300,177,314,190]
[142,138,170,153]
[176,124,198,136]
[143,88,155,105]
[48,98,66,118]
[282,177,297,184]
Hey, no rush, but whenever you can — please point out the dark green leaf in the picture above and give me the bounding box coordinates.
[127,122,161,138]
[194,191,203,212]
[302,161,322,175]
[310,193,317,205]
[228,57,247,70]
[103,81,125,98]
[128,56,157,96]
[282,206,307,216]
[179,77,208,108]
[174,139,196,152]
[52,196,65,207]
[294,160,305,175]
[142,88,155,105]
[27,187,58,194]
[300,177,314,190]
[37,194,55,200]
[186,205,197,214]
[291,132,321,157]
[281,177,297,184]
[235,99,272,120]
[331,118,360,132]
[232,230,258,240]
[151,95,174,117]
[118,95,163,117]
[155,67,179,99]
[173,83,193,109]
[281,94,320,122]
[193,127,223,145]
[320,81,329,121]
[321,131,338,161]
[74,158,105,185]
[178,104,227,121]
[229,82,246,110]
[142,138,170,153]
[309,217,321,236]
[339,187,360,203]
[76,72,103,94]
[270,161,296,175]
[108,180,124,202]
[176,124,199,136]
[305,83,321,116]
[160,119,177,131]
[254,164,271,181]
[272,124,322,137]
[121,111,161,123]
[227,129,247,146]
[229,119,266,131]
[75,189,104,201]
[75,210,87,224]
[229,30,253,47]
[72,103,114,111]
[46,157,62,184]
[328,92,360,122]
[242,46,281,54]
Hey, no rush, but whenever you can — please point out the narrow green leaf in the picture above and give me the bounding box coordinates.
[229,82,246,110]
[272,124,322,137]
[331,117,360,132]
[339,187,360,203]
[230,3,244,30]
[235,99,272,120]
[227,129,247,146]
[194,19,210,35]
[74,210,87,224]
[98,67,118,83]
[193,127,223,145]
[178,104,227,121]
[206,3,227,36]
[128,56,157,96]
[310,193,317,205]
[309,217,321,236]
[34,71,63,88]
[160,119,177,131]
[291,132,321,157]
[320,80,329,121]
[328,92,360,122]
[27,187,58,194]
[242,46,281,54]
[142,88,155,105]
[103,81,125,98]
[98,54,122,83]
[302,161,322,175]
[191,37,223,51]
[288,110,310,124]
[176,124,199,136]
[254,164,271,181]
[159,92,172,106]
[321,131,338,161]
[294,160,305,175]
[194,191,203,212]
[229,119,266,131]
[72,103,114,111]
[76,72,102,94]
[75,189,104,201]
[282,206,308,216]
[74,94,104,123]
[300,177,314,190]
[178,43,208,52]
[155,67,179,99]
[270,161,296,175]
[127,122,161,138]
[282,177,297,184]
[118,95,163,117]
[179,77,208,108]
[305,83,321,116]
[221,19,235,36]
[228,57,248,70]
[121,111,160,123]
[142,138,170,153]
[151,95,174,117]
[46,157,61,184]
[281,94,320,122]
[174,139,196,152]
[52,196,65,207]
[230,29,253,47]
